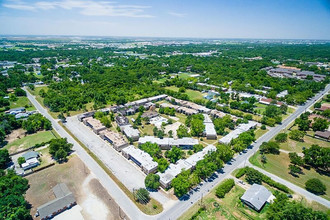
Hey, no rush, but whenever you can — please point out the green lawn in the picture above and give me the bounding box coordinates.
[255,128,269,139]
[4,130,58,154]
[165,86,206,100]
[249,152,330,201]
[179,185,268,220]
[9,96,36,111]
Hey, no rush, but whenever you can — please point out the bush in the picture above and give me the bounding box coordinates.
[260,124,266,130]
[235,167,247,178]
[135,188,150,204]
[275,133,288,143]
[145,174,160,190]
[18,157,26,166]
[246,168,263,184]
[215,179,235,198]
[305,178,326,195]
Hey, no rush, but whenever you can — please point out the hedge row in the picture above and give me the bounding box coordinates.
[190,207,206,220]
[235,167,248,178]
[235,167,289,193]
[216,179,235,198]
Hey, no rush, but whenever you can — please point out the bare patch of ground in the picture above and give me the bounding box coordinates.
[25,155,128,220]
[5,128,26,143]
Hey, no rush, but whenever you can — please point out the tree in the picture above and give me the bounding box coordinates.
[305,178,326,195]
[139,142,161,158]
[171,169,191,197]
[215,179,235,198]
[100,116,112,128]
[55,148,68,161]
[261,154,267,165]
[22,113,52,133]
[156,158,169,173]
[294,118,310,131]
[289,164,302,176]
[314,102,321,109]
[17,157,26,166]
[165,146,184,163]
[0,129,5,144]
[193,144,203,153]
[289,152,304,166]
[190,119,205,137]
[275,133,287,143]
[135,188,150,204]
[245,168,263,184]
[289,130,304,142]
[0,149,11,169]
[311,118,328,132]
[49,138,73,161]
[0,170,32,220]
[176,125,190,138]
[145,174,160,190]
[303,145,329,171]
[259,141,280,154]
[14,88,26,96]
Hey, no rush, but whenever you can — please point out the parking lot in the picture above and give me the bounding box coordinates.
[64,116,173,205]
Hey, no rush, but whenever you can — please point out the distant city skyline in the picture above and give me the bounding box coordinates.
[0,0,330,40]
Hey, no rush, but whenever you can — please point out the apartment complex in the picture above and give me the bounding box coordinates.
[122,145,158,174]
[100,130,128,151]
[138,136,198,150]
[203,114,217,139]
[219,121,257,145]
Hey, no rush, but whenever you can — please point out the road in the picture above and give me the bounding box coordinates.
[24,88,155,220]
[156,83,330,220]
[25,84,330,220]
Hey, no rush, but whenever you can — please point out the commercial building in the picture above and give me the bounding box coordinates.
[100,130,128,151]
[158,145,216,188]
[203,114,217,139]
[241,184,274,212]
[265,66,326,82]
[219,121,257,145]
[122,145,158,174]
[82,117,107,134]
[37,183,76,220]
[138,136,198,150]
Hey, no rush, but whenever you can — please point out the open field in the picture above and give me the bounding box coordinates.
[165,86,206,100]
[179,184,268,220]
[277,135,329,153]
[9,96,36,111]
[249,152,330,201]
[25,155,128,220]
[4,129,58,154]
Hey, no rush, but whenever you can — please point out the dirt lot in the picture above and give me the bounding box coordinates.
[25,155,129,220]
[5,128,26,143]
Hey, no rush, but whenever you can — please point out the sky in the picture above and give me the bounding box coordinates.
[0,0,330,39]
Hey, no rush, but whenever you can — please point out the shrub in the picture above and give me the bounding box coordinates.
[135,188,150,204]
[215,179,235,198]
[145,174,160,190]
[275,133,288,143]
[305,178,326,195]
[235,167,247,178]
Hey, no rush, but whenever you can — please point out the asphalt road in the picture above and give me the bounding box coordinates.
[157,83,330,220]
[25,84,330,220]
[24,88,153,220]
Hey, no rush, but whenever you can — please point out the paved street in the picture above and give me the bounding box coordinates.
[24,84,330,220]
[24,88,155,220]
[64,116,173,206]
[157,83,330,220]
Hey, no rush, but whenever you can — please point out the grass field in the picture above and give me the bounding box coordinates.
[4,130,58,154]
[249,152,330,201]
[179,184,268,220]
[165,86,206,100]
[255,128,268,139]
[9,96,36,111]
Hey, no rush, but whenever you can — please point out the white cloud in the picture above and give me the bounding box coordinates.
[2,0,153,17]
[168,12,186,18]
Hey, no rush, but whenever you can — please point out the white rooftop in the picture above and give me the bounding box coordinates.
[122,145,158,171]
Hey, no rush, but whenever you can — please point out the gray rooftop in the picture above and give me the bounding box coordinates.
[22,151,39,161]
[241,184,272,211]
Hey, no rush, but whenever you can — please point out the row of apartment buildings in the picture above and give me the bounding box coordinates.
[138,136,199,150]
[158,145,217,188]
[264,66,326,82]
[219,121,258,145]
